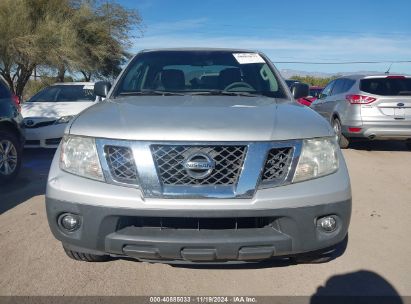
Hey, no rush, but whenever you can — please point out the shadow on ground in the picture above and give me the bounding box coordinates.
[0,148,55,214]
[311,270,403,303]
[348,139,409,152]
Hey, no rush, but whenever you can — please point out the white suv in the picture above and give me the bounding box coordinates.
[311,75,411,149]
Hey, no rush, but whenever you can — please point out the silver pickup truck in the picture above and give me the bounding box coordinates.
[46,48,351,264]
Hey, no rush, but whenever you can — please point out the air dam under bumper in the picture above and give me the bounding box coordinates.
[46,198,351,262]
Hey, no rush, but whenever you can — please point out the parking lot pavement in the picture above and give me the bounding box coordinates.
[0,142,410,297]
[0,148,55,214]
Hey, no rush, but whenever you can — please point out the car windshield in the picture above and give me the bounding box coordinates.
[28,84,96,102]
[114,51,286,98]
[360,77,411,96]
[309,88,323,97]
[285,80,300,88]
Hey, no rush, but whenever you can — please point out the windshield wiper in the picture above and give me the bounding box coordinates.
[188,90,260,97]
[118,90,185,96]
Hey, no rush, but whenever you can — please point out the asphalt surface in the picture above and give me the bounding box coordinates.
[0,141,410,297]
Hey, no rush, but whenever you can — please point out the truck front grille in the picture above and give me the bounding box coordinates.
[261,147,293,182]
[105,145,138,182]
[151,145,246,186]
[24,120,56,128]
[97,138,301,198]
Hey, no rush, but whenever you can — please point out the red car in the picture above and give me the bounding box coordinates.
[297,86,324,106]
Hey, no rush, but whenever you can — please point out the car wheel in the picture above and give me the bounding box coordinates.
[63,245,111,262]
[332,118,349,149]
[0,131,22,184]
[406,140,411,151]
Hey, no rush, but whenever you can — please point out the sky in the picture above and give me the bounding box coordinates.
[117,0,411,75]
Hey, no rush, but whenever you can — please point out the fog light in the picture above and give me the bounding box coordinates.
[59,213,80,232]
[317,216,337,232]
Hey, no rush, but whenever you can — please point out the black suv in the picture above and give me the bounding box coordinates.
[0,77,24,184]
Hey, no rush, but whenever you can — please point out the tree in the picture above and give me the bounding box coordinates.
[55,0,143,82]
[0,0,76,97]
[0,0,142,98]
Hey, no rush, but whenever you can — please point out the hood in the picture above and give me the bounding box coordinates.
[21,101,96,119]
[69,96,333,141]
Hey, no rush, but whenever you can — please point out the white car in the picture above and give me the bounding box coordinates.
[21,82,101,148]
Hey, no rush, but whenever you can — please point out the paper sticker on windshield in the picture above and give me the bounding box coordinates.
[233,53,265,64]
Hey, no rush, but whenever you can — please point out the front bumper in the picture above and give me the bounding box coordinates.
[46,144,351,263]
[24,124,66,148]
[46,198,351,262]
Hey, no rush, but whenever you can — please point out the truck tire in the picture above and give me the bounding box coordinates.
[63,245,111,262]
[0,130,22,184]
[332,118,349,149]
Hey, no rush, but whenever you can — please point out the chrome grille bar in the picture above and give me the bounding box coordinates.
[96,139,302,199]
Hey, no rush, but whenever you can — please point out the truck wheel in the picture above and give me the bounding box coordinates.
[63,245,111,262]
[0,131,22,184]
[332,118,349,149]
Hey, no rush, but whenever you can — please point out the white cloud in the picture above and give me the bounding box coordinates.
[133,34,411,59]
[130,20,411,73]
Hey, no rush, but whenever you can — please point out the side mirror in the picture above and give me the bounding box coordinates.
[291,83,309,99]
[94,81,112,97]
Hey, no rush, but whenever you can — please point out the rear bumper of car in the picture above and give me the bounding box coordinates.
[24,124,66,148]
[342,121,411,140]
[46,198,351,262]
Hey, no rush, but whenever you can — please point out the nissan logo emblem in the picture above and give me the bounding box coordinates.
[183,153,215,179]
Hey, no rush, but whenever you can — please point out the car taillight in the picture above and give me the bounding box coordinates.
[11,94,21,111]
[346,94,377,104]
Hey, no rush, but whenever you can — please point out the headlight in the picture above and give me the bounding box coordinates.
[60,135,104,181]
[293,137,339,183]
[55,115,74,124]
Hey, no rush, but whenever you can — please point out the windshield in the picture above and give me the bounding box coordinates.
[114,51,286,98]
[309,88,323,98]
[28,84,96,102]
[285,80,300,88]
[360,78,411,96]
